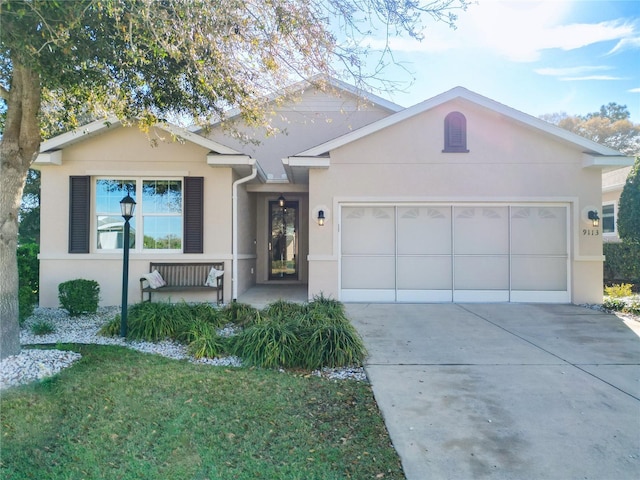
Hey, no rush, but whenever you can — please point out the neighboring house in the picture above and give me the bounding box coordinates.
[602,166,633,242]
[34,81,634,307]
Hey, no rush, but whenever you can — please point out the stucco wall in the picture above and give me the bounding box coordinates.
[308,100,604,304]
[38,125,234,307]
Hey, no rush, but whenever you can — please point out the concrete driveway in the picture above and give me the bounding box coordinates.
[346,303,640,480]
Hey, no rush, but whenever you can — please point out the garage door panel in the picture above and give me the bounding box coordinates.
[454,207,509,255]
[511,207,567,255]
[341,256,395,289]
[398,207,451,255]
[342,207,395,255]
[397,256,452,289]
[454,256,509,290]
[512,256,567,291]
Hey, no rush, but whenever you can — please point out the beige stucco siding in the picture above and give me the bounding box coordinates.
[38,125,234,307]
[308,102,604,304]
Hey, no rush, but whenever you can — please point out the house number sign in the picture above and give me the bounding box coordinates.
[582,229,599,236]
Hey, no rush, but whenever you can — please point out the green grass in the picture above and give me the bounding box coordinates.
[0,344,404,480]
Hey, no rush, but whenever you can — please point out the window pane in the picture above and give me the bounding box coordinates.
[95,180,136,213]
[97,216,136,249]
[602,204,615,234]
[143,216,182,250]
[96,180,136,250]
[143,180,182,214]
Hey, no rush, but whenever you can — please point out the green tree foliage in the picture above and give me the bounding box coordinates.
[618,158,640,244]
[0,0,468,359]
[540,103,640,156]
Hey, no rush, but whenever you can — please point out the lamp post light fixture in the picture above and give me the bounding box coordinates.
[120,193,136,337]
[588,210,600,228]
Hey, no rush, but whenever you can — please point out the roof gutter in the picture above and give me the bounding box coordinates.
[232,163,258,301]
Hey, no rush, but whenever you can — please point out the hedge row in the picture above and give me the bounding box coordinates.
[604,242,640,286]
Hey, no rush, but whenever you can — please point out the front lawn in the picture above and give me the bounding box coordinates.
[0,344,404,480]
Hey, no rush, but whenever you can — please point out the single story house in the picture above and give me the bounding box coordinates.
[34,79,634,307]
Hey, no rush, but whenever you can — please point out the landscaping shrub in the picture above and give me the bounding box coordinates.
[124,301,191,341]
[99,298,367,371]
[187,321,228,359]
[58,279,100,316]
[30,320,55,336]
[603,242,640,286]
[18,243,39,324]
[222,301,259,327]
[18,285,36,325]
[603,298,626,312]
[231,319,299,368]
[604,283,633,298]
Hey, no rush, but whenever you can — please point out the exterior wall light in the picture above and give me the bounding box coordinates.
[317,209,325,226]
[588,210,599,227]
[278,194,286,208]
[119,193,136,337]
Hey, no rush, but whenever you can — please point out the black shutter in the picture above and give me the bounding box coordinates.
[183,176,204,253]
[68,176,90,253]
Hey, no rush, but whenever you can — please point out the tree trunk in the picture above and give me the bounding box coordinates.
[0,62,42,360]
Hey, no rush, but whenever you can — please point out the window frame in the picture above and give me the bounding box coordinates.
[94,176,184,254]
[602,202,617,236]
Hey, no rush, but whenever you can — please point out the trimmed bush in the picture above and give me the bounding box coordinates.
[58,279,100,316]
[603,242,640,286]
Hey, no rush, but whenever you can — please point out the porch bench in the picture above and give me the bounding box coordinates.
[140,262,224,305]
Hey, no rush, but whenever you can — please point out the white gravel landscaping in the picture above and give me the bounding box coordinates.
[1,306,366,390]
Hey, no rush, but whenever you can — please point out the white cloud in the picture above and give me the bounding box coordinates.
[535,66,613,76]
[560,75,622,81]
[629,87,640,93]
[608,36,640,54]
[365,1,638,63]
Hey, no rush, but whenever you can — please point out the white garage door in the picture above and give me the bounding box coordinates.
[340,205,569,303]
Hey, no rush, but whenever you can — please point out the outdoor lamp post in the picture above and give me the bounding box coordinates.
[120,194,136,337]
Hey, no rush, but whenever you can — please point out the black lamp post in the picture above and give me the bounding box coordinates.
[120,193,136,337]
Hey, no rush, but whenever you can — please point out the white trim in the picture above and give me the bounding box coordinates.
[397,290,453,302]
[510,291,571,303]
[453,290,510,303]
[583,154,635,169]
[38,253,233,261]
[36,118,242,163]
[35,150,62,165]
[87,170,190,177]
[340,289,396,302]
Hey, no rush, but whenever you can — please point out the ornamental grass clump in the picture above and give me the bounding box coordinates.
[187,321,228,359]
[231,313,299,368]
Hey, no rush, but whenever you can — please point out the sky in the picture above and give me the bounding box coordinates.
[365,0,640,122]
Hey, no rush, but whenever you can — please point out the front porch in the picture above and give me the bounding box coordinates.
[236,283,308,309]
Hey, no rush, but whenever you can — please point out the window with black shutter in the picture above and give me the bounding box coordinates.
[443,111,469,153]
[183,176,204,253]
[69,176,91,253]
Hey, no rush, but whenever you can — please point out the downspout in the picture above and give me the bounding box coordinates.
[232,163,257,301]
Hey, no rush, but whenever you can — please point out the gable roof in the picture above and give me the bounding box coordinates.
[35,117,242,162]
[190,76,403,133]
[294,86,633,160]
